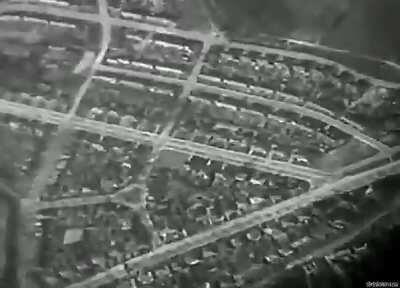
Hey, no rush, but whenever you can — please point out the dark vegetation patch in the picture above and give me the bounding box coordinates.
[210,0,400,62]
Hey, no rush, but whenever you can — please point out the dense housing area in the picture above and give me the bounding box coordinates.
[0,0,399,288]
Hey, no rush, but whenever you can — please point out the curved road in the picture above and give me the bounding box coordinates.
[94,65,391,155]
[0,2,393,157]
[0,2,398,287]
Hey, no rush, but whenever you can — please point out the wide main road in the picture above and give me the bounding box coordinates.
[250,199,400,288]
[197,84,392,154]
[34,142,400,211]
[0,2,393,155]
[65,159,400,288]
[0,99,328,181]
[1,2,400,89]
[96,65,391,155]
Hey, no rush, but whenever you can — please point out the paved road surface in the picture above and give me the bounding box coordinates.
[65,159,400,288]
[94,64,391,155]
[197,84,392,155]
[1,2,399,89]
[0,100,327,181]
[18,2,111,287]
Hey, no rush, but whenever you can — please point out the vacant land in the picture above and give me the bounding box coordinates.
[156,149,189,169]
[177,0,212,31]
[313,140,376,172]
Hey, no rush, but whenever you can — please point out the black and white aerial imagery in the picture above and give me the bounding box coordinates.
[1,0,400,287]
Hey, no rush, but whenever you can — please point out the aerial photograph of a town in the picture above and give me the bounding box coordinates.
[0,0,399,287]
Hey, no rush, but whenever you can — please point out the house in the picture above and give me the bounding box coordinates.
[239,108,265,123]
[40,0,69,6]
[93,75,117,84]
[119,80,146,90]
[296,215,311,224]
[146,16,175,27]
[117,58,131,65]
[105,58,119,65]
[291,155,310,166]
[187,202,207,218]
[154,40,191,54]
[183,254,201,266]
[63,228,83,245]
[156,65,184,77]
[249,146,268,158]
[213,122,238,134]
[268,228,289,245]
[159,227,181,243]
[263,254,281,265]
[277,248,294,257]
[197,74,221,85]
[229,237,242,248]
[290,236,312,250]
[120,115,138,127]
[22,15,49,24]
[129,60,153,71]
[0,15,20,21]
[328,219,347,231]
[248,195,266,206]
[208,134,228,149]
[137,270,154,285]
[246,228,262,242]
[57,270,77,282]
[223,79,248,92]
[126,33,144,42]
[49,20,76,29]
[213,101,237,118]
[121,11,142,20]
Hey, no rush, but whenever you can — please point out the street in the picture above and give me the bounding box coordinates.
[65,159,400,288]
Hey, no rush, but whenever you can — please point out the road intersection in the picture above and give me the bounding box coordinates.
[95,65,393,155]
[1,2,400,88]
[27,0,112,204]
[16,2,112,286]
[1,1,394,159]
[65,159,400,288]
[0,2,399,287]
[0,99,329,182]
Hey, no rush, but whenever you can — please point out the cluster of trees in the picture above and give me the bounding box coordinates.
[210,0,400,61]
[208,0,349,40]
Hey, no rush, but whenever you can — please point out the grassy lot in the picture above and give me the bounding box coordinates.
[176,0,212,32]
[312,140,376,172]
[156,149,189,169]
